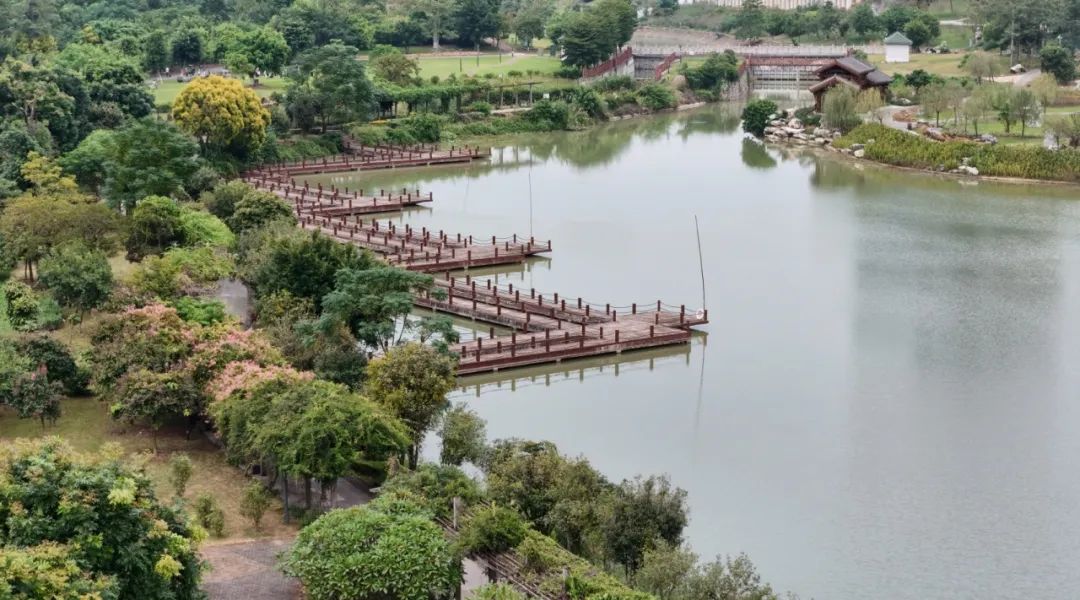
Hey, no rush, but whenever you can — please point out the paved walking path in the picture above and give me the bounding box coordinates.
[201,539,300,600]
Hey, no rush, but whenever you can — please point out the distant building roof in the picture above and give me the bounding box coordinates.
[815,56,892,86]
[808,75,863,94]
[884,31,913,46]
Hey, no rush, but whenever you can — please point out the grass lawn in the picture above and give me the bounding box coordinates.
[1046,105,1080,115]
[927,0,972,18]
[416,54,561,79]
[150,76,287,106]
[938,25,973,51]
[0,397,297,540]
[870,52,968,77]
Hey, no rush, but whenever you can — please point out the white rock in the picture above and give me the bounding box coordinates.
[787,118,803,129]
[853,149,866,158]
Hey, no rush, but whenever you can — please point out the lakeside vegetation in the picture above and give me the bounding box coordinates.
[0,0,1077,596]
[834,123,1080,182]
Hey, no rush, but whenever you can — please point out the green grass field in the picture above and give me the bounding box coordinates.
[150,76,288,106]
[870,52,968,77]
[926,0,972,18]
[415,54,561,79]
[938,25,973,50]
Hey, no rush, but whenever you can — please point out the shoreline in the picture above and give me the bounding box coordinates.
[763,137,1080,189]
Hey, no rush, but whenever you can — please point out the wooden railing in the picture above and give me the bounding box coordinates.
[582,46,634,79]
[653,53,679,80]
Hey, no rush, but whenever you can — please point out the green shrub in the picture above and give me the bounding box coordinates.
[681,52,739,91]
[194,493,226,537]
[4,281,39,332]
[525,100,571,130]
[591,75,635,92]
[389,113,443,143]
[469,101,494,115]
[168,453,193,497]
[349,124,389,146]
[636,83,677,111]
[239,482,273,529]
[514,530,650,600]
[741,99,778,137]
[474,584,528,600]
[170,297,228,325]
[282,507,459,600]
[457,505,528,555]
[571,88,607,120]
[555,65,582,79]
[794,106,821,127]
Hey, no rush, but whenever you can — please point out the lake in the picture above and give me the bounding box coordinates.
[305,107,1080,599]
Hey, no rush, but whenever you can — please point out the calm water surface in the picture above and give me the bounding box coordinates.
[308,108,1080,599]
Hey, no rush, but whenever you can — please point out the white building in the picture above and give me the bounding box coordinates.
[883,31,913,63]
[678,0,864,8]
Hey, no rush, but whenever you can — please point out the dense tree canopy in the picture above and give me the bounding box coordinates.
[0,439,205,600]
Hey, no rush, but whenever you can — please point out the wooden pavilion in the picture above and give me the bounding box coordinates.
[809,55,892,110]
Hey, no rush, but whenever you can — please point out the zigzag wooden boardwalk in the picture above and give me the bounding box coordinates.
[415,274,708,375]
[244,174,433,217]
[243,143,708,375]
[246,143,488,178]
[299,215,552,272]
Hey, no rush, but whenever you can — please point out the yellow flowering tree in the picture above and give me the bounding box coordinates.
[171,75,269,156]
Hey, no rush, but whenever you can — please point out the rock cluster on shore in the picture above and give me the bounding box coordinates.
[762,109,986,177]
[762,110,841,147]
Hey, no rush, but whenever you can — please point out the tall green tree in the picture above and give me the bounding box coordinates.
[847,2,879,37]
[408,0,457,49]
[286,41,373,132]
[365,343,457,468]
[1040,42,1077,84]
[440,403,487,466]
[734,0,765,40]
[603,475,688,575]
[455,0,501,46]
[320,266,436,351]
[64,119,201,212]
[225,26,290,84]
[38,242,113,316]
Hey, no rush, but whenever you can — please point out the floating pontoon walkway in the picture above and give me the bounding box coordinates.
[244,143,489,178]
[299,215,552,272]
[414,273,708,375]
[244,174,433,217]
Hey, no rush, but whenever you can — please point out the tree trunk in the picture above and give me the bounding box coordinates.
[283,477,290,523]
[408,444,419,470]
[433,28,441,51]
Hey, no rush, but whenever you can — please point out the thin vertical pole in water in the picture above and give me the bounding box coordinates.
[694,215,706,309]
[528,159,534,239]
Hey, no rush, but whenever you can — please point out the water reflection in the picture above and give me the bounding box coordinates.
[740,138,778,170]
[305,105,1080,599]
